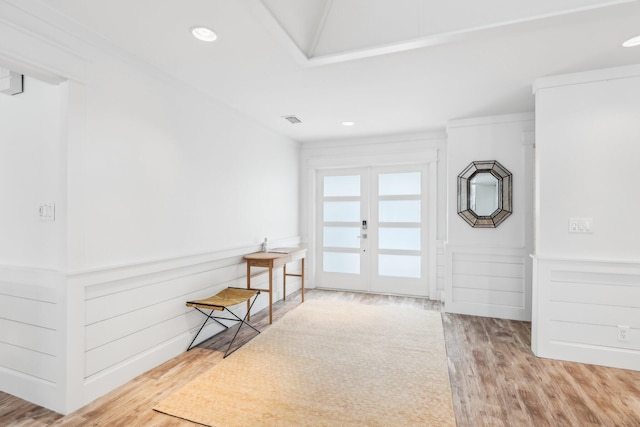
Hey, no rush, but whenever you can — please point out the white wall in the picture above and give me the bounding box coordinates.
[70,58,299,270]
[0,1,301,414]
[445,114,534,321]
[0,76,69,412]
[0,76,64,269]
[532,64,640,371]
[535,66,640,260]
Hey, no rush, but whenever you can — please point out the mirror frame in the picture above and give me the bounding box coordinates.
[457,160,512,228]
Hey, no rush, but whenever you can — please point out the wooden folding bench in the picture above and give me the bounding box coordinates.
[186,287,261,358]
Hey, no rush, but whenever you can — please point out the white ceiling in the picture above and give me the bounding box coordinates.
[44,0,640,142]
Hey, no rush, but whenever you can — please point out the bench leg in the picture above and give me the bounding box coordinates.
[222,293,261,358]
[187,308,229,351]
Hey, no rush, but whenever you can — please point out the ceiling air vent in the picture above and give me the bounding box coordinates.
[283,115,302,124]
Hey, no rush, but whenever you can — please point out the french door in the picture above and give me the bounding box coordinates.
[316,165,430,297]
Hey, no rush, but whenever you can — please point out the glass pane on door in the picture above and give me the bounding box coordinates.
[323,201,360,222]
[379,200,420,222]
[323,252,360,274]
[379,227,421,250]
[323,227,360,248]
[378,254,421,278]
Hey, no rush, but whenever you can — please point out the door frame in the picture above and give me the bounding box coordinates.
[304,150,438,298]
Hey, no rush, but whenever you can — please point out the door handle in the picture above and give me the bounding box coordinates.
[357,234,368,239]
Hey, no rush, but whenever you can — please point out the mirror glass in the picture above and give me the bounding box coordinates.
[469,172,499,216]
[457,160,512,228]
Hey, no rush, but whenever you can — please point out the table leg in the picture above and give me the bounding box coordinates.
[283,264,287,301]
[268,266,273,324]
[246,261,251,321]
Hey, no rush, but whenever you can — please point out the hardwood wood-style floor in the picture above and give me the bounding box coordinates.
[2,289,639,426]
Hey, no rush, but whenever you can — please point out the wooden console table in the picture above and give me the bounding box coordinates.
[244,248,306,324]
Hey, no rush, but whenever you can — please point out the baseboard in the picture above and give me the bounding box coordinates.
[0,366,62,414]
[534,340,640,372]
[82,332,196,408]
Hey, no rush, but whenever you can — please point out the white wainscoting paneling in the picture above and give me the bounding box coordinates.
[445,245,530,321]
[532,257,640,371]
[0,239,303,415]
[74,238,302,411]
[436,240,445,300]
[0,266,66,412]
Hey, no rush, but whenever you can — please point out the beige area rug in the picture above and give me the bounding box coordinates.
[154,300,456,426]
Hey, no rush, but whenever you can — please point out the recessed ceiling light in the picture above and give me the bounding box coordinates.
[622,35,640,47]
[191,26,217,42]
[342,121,355,127]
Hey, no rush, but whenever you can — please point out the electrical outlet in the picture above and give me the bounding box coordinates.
[617,325,630,342]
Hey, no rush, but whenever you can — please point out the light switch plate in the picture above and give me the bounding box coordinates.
[568,217,592,233]
[39,203,55,221]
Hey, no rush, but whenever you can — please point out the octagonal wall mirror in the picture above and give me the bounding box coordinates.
[457,160,512,228]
